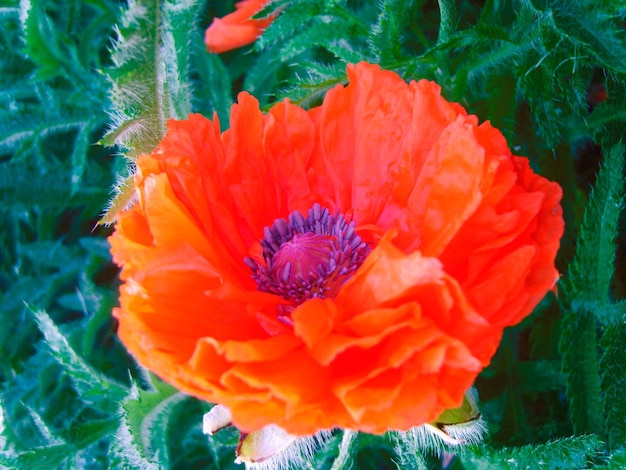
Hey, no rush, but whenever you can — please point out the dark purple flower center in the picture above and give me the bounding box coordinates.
[245,204,371,306]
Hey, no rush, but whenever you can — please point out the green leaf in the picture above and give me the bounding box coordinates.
[29,306,126,407]
[104,0,203,223]
[369,0,415,62]
[517,360,566,392]
[595,448,626,470]
[460,435,604,469]
[254,1,327,51]
[107,0,170,154]
[565,142,625,308]
[278,61,347,107]
[393,435,429,470]
[0,108,93,156]
[557,143,623,436]
[110,421,163,470]
[436,0,456,45]
[21,0,65,80]
[190,38,232,125]
[69,122,93,195]
[110,374,185,469]
[162,0,200,120]
[559,307,604,436]
[600,321,626,451]
[100,172,136,226]
[1,443,75,470]
[530,0,626,73]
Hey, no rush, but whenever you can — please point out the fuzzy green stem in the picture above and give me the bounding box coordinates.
[330,430,356,470]
[153,0,166,138]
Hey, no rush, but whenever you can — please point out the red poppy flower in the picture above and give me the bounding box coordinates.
[109,62,564,436]
[205,0,275,54]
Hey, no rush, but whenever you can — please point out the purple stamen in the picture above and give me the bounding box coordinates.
[245,204,371,306]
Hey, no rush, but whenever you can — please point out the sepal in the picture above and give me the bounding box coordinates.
[202,406,331,469]
[395,387,486,456]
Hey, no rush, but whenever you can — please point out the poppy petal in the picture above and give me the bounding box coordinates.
[109,61,563,436]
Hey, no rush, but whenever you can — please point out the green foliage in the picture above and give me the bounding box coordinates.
[565,143,625,308]
[595,449,626,470]
[30,307,126,406]
[459,435,604,469]
[2,0,626,469]
[104,0,199,152]
[189,41,233,127]
[1,314,122,468]
[0,16,125,470]
[599,321,626,451]
[101,0,200,224]
[558,307,604,435]
[1,0,114,192]
[559,142,626,440]
[329,430,357,470]
[109,378,182,469]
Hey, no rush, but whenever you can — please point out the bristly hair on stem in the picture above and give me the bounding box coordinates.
[100,0,199,225]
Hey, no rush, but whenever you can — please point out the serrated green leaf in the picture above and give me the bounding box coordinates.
[595,448,626,470]
[566,142,625,310]
[460,435,604,469]
[368,0,413,62]
[254,0,326,51]
[436,0,456,45]
[61,417,120,449]
[282,15,364,62]
[0,110,92,156]
[517,360,566,392]
[110,420,163,470]
[21,0,65,80]
[600,321,626,451]
[393,433,429,470]
[1,443,74,470]
[532,0,626,73]
[190,38,232,125]
[559,307,604,436]
[100,117,149,148]
[70,122,93,195]
[107,0,168,154]
[116,375,184,468]
[100,172,136,225]
[278,62,347,107]
[29,306,126,406]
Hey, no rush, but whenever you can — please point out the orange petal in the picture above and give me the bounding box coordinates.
[205,0,274,54]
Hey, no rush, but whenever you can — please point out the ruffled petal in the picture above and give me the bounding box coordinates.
[311,63,414,218]
[110,61,563,437]
[287,233,484,433]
